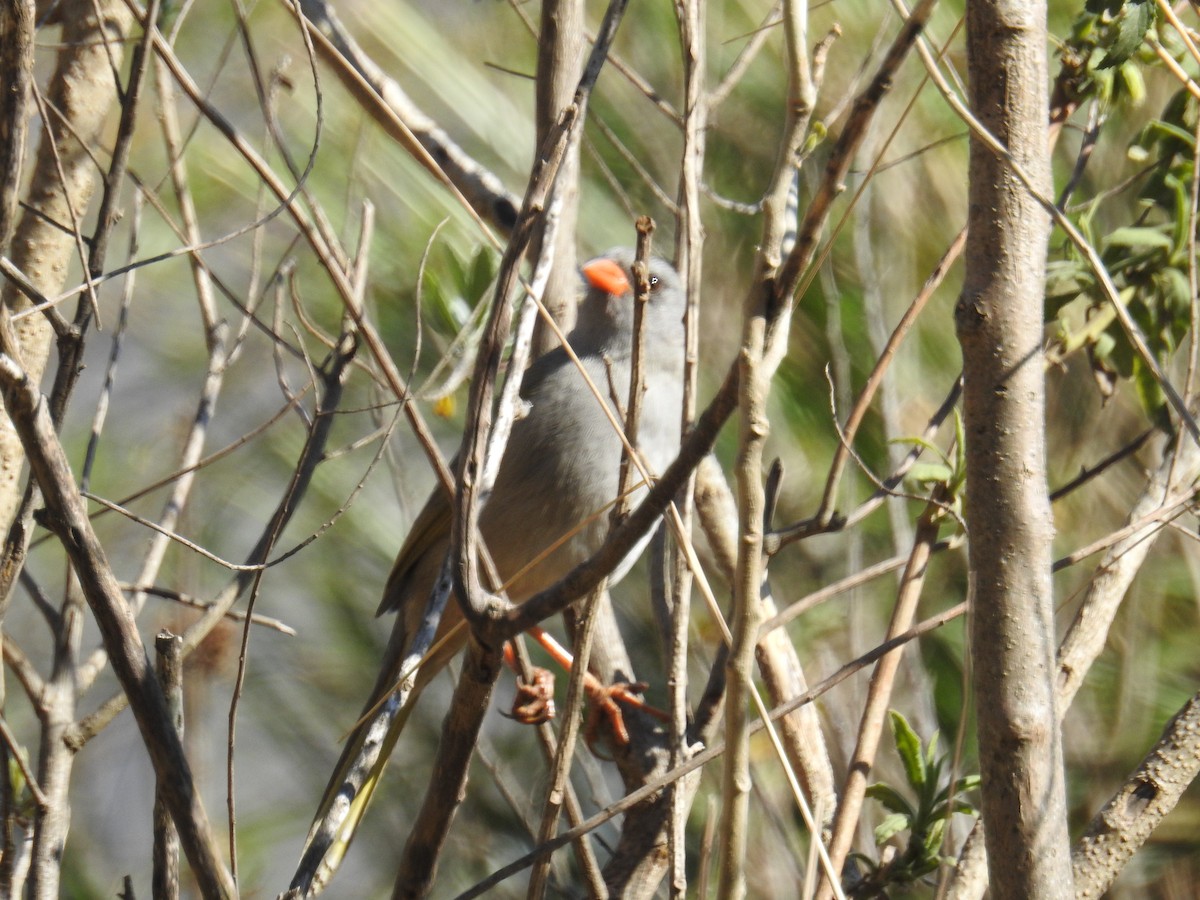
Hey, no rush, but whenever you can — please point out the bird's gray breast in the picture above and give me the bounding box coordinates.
[479,348,682,601]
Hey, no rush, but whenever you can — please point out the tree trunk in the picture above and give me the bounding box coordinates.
[956,0,1073,896]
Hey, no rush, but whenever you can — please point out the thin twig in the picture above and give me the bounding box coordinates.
[816,224,967,522]
[86,0,159,285]
[819,490,945,896]
[669,1,706,891]
[119,584,296,634]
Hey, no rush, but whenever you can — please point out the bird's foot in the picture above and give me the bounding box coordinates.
[507,665,557,725]
[584,680,668,747]
[507,628,670,745]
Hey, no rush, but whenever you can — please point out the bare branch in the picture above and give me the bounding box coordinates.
[0,0,34,257]
[0,353,235,897]
[152,631,183,900]
[1071,691,1200,899]
[668,2,706,883]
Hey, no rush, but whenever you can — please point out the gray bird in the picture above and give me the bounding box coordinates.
[292,248,687,893]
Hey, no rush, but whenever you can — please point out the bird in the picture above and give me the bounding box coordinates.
[290,248,687,894]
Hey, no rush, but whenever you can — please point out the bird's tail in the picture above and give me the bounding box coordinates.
[289,680,420,897]
[287,608,466,898]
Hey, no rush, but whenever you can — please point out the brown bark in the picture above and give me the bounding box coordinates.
[1071,691,1200,898]
[955,0,1073,896]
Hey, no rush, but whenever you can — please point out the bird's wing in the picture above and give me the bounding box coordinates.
[376,481,453,616]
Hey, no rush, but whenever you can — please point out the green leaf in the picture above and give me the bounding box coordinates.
[467,246,497,298]
[1098,0,1155,70]
[1117,58,1146,106]
[1156,267,1191,318]
[1046,289,1086,320]
[910,856,940,878]
[866,783,916,818]
[890,435,950,460]
[1139,119,1196,153]
[936,774,982,807]
[1169,179,1192,253]
[1132,357,1171,428]
[905,462,953,487]
[923,817,947,853]
[947,799,981,817]
[1091,329,1117,363]
[890,711,926,790]
[1103,226,1173,250]
[1046,257,1091,284]
[955,774,982,794]
[925,731,941,770]
[874,812,910,846]
[801,121,828,156]
[8,756,26,799]
[920,756,945,813]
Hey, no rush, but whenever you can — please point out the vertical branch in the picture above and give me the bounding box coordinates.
[153,631,184,900]
[621,219,654,513]
[524,588,604,899]
[956,0,1073,896]
[392,637,503,900]
[152,35,220,336]
[718,0,815,894]
[669,1,705,891]
[532,0,584,352]
[28,593,81,897]
[717,285,769,900]
[0,4,36,886]
[0,0,34,258]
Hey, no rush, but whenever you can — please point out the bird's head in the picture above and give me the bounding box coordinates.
[576,248,685,353]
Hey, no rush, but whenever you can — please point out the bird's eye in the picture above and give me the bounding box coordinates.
[649,275,660,290]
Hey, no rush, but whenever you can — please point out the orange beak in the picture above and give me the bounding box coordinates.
[581,258,631,296]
